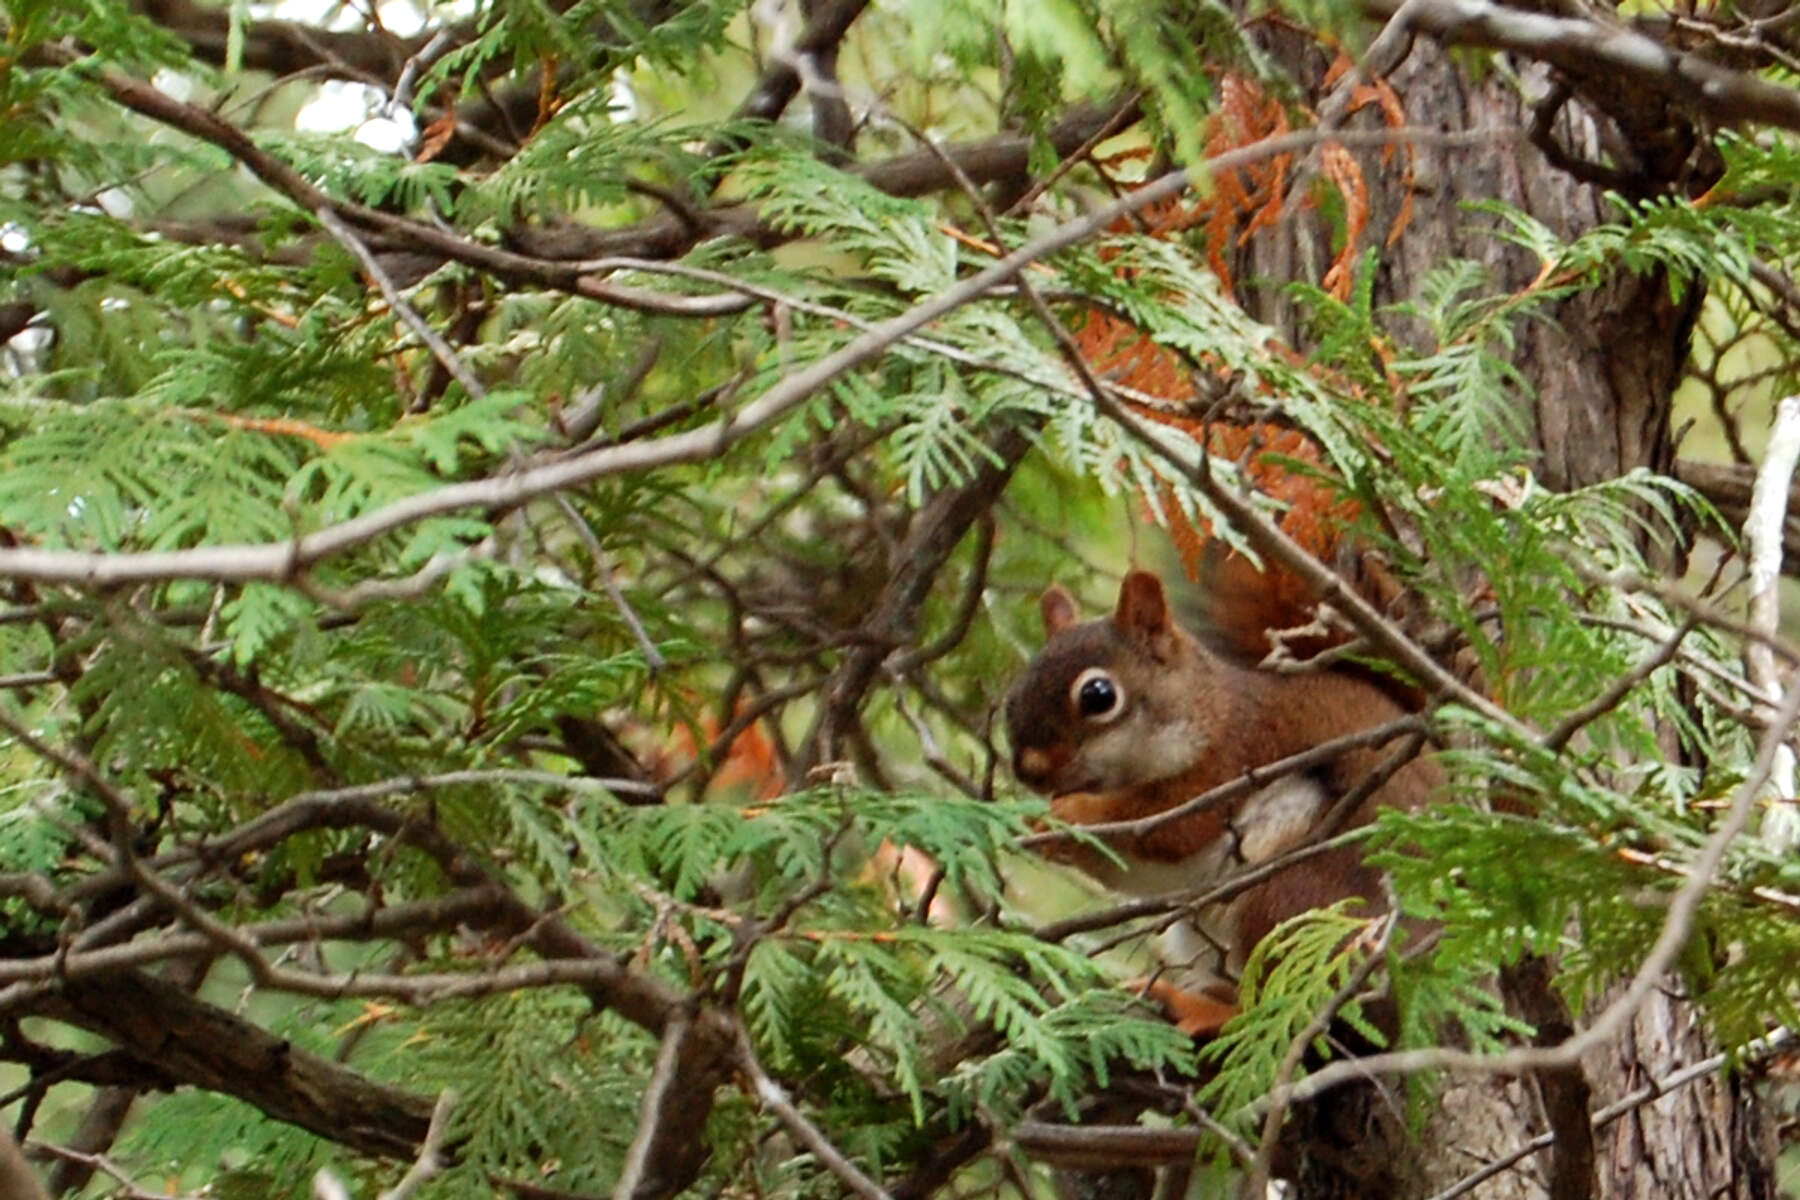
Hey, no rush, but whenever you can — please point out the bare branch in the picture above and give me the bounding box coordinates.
[1008,1120,1202,1168]
[27,1140,192,1200]
[1017,715,1428,849]
[38,46,751,318]
[725,0,871,131]
[32,971,436,1161]
[1596,564,1800,664]
[316,207,488,402]
[379,1091,458,1200]
[0,888,507,986]
[794,425,1030,776]
[1540,615,1696,754]
[1363,0,1800,133]
[482,98,1143,261]
[1242,909,1402,1197]
[609,1012,730,1200]
[1426,1026,1797,1200]
[736,1022,895,1200]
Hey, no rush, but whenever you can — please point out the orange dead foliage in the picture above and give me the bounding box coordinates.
[1321,55,1416,253]
[936,221,1061,275]
[1097,66,1412,301]
[1063,65,1422,604]
[1078,308,1198,406]
[532,54,563,136]
[665,709,785,800]
[203,412,355,450]
[1200,75,1293,294]
[415,112,456,164]
[1071,304,1354,592]
[1318,140,1368,301]
[1098,74,1297,297]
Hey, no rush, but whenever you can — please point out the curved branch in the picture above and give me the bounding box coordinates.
[135,0,419,77]
[731,0,871,126]
[1365,0,1800,133]
[506,96,1142,262]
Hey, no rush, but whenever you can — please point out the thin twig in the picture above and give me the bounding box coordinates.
[1241,910,1401,1198]
[1111,409,1525,734]
[1017,716,1427,849]
[300,537,498,610]
[1595,564,1800,666]
[735,1022,895,1200]
[0,888,506,985]
[0,1128,49,1200]
[612,1016,690,1200]
[547,492,665,670]
[379,1090,458,1200]
[1540,615,1697,753]
[316,207,488,402]
[26,1141,186,1200]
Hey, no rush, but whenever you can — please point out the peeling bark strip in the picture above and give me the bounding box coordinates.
[43,972,435,1161]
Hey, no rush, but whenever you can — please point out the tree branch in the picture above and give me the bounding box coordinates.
[507,96,1143,262]
[36,971,436,1161]
[735,1021,894,1200]
[793,424,1031,778]
[728,0,871,127]
[1363,0,1800,133]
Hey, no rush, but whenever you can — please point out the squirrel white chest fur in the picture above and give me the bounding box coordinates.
[1111,773,1330,988]
[1108,773,1330,898]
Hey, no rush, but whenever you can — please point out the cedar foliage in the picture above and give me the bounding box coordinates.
[2,0,1799,1196]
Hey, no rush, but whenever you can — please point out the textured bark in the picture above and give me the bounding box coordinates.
[41,972,436,1162]
[1582,1001,1777,1199]
[1226,29,1773,1200]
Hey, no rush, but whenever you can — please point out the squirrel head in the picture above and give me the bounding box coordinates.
[1005,570,1232,797]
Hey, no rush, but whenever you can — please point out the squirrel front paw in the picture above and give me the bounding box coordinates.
[1131,977,1240,1038]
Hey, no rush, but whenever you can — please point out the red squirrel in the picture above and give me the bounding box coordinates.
[1005,569,1440,1029]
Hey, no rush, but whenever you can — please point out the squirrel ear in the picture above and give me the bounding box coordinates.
[1113,570,1171,641]
[1040,585,1079,635]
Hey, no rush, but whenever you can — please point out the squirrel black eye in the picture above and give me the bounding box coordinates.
[1071,668,1123,722]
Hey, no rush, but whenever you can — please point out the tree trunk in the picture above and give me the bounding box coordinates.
[1230,29,1777,1200]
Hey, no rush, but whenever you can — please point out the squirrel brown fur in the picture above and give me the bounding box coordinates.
[1005,569,1440,1017]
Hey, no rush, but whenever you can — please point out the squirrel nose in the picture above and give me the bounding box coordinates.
[1015,746,1053,788]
